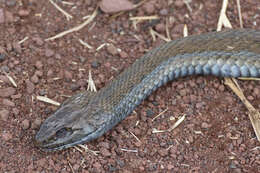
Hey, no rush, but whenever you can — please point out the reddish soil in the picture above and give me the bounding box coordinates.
[0,0,260,172]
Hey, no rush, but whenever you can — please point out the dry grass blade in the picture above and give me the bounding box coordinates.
[183,24,188,37]
[149,28,156,42]
[76,145,100,155]
[152,128,166,133]
[96,43,107,51]
[152,108,168,121]
[168,114,186,132]
[67,160,75,173]
[61,1,74,6]
[120,148,138,153]
[236,0,243,28]
[4,73,17,88]
[18,36,29,44]
[150,28,171,42]
[217,0,232,31]
[251,146,260,151]
[129,131,141,143]
[45,8,98,41]
[165,19,171,41]
[238,77,260,81]
[224,78,260,141]
[87,70,97,92]
[184,0,192,12]
[129,15,159,21]
[48,0,73,21]
[36,96,60,106]
[152,114,186,133]
[78,39,93,49]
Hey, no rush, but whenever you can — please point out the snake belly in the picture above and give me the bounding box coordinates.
[35,29,260,151]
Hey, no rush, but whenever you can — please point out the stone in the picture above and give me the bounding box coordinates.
[99,0,134,13]
[0,87,16,97]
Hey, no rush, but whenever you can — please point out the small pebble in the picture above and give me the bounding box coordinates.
[1,65,9,72]
[45,48,54,57]
[12,42,22,53]
[229,162,237,169]
[99,142,110,149]
[100,148,111,157]
[119,51,128,58]
[47,69,53,77]
[26,80,35,94]
[107,44,118,55]
[179,89,187,96]
[247,95,254,101]
[175,0,185,7]
[0,109,9,121]
[0,53,5,62]
[99,0,134,13]
[18,9,30,17]
[5,11,14,23]
[117,159,125,167]
[218,85,225,92]
[78,56,86,63]
[21,119,30,130]
[2,131,12,141]
[146,109,154,117]
[64,70,73,80]
[159,9,168,16]
[3,99,15,107]
[70,83,80,91]
[31,118,42,129]
[39,89,47,96]
[33,37,44,46]
[196,102,204,109]
[93,162,102,169]
[91,61,100,68]
[31,75,39,84]
[12,108,19,115]
[201,122,211,128]
[155,23,165,32]
[158,149,168,157]
[35,71,43,77]
[6,0,16,7]
[35,61,43,69]
[143,3,155,14]
[0,87,16,97]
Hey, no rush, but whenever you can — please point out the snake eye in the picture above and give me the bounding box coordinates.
[56,128,72,138]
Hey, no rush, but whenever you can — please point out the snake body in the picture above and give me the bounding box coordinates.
[35,29,260,151]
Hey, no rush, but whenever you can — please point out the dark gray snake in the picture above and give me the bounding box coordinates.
[35,29,260,151]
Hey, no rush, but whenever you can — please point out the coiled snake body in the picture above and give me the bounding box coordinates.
[35,29,260,151]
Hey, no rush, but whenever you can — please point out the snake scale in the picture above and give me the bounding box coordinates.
[35,29,260,151]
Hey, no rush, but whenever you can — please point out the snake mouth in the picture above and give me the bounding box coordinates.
[35,124,105,152]
[35,128,82,151]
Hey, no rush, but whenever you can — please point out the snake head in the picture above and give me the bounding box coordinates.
[35,92,112,151]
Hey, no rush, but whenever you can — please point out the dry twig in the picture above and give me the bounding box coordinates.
[236,0,243,28]
[217,0,232,31]
[224,78,260,141]
[45,8,98,41]
[48,0,73,21]
[87,70,97,92]
[36,96,60,106]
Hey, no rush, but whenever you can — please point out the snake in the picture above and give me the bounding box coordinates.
[35,29,260,151]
